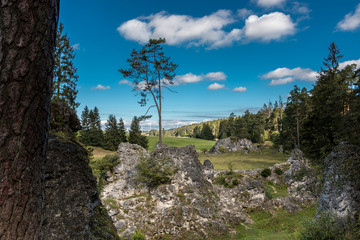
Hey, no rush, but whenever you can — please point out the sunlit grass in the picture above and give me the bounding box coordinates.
[91,146,116,160]
[147,136,216,151]
[199,148,289,170]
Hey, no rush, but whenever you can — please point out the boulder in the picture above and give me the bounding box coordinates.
[317,144,360,221]
[208,137,257,154]
[42,135,119,240]
[101,143,250,239]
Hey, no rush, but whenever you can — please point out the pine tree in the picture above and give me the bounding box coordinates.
[53,23,79,109]
[119,38,178,145]
[118,118,127,143]
[104,114,121,151]
[128,116,149,149]
[79,106,104,146]
[302,42,345,161]
[200,124,215,140]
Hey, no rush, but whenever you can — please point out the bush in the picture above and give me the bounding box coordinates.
[131,229,146,240]
[274,167,283,175]
[261,168,272,178]
[218,146,227,154]
[299,213,360,240]
[89,154,119,192]
[214,172,243,188]
[136,156,176,188]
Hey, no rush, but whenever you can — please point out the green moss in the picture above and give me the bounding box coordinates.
[89,204,120,240]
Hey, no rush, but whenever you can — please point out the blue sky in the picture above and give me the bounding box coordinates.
[60,0,360,130]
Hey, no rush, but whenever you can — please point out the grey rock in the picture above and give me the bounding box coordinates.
[208,137,257,154]
[42,135,119,240]
[317,144,360,221]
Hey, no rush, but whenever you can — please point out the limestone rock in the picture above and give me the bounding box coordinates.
[317,144,360,221]
[42,135,119,240]
[208,137,257,154]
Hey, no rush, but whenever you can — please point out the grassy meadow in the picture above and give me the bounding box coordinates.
[147,136,216,151]
[199,148,290,170]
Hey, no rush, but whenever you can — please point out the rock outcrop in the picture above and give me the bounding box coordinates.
[208,137,257,154]
[317,144,360,221]
[101,143,317,239]
[42,135,119,240]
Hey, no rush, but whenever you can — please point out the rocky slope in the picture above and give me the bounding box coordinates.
[42,135,119,240]
[101,143,318,239]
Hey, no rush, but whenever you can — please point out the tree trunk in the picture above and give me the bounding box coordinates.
[0,1,59,239]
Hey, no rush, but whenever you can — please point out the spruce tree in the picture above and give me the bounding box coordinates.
[53,23,79,109]
[200,124,215,140]
[104,114,121,151]
[128,116,149,149]
[118,118,128,143]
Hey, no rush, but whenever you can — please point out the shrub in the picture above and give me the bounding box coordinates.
[261,168,272,178]
[136,156,176,188]
[274,167,283,175]
[214,172,242,188]
[218,146,227,154]
[200,148,208,154]
[89,154,119,192]
[131,229,146,240]
[299,213,360,240]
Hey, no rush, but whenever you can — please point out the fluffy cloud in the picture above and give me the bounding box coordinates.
[173,73,203,86]
[207,83,225,90]
[204,72,227,81]
[253,0,287,8]
[233,87,247,92]
[337,3,360,31]
[263,67,318,86]
[339,58,360,69]
[243,12,296,41]
[118,10,240,48]
[92,84,110,90]
[118,79,133,85]
[118,10,297,48]
[71,43,80,50]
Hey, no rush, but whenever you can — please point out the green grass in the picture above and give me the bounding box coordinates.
[147,136,216,151]
[92,146,116,160]
[216,204,317,240]
[199,148,289,170]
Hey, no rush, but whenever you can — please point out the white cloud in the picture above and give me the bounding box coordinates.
[339,58,360,69]
[92,84,110,90]
[204,72,227,81]
[233,87,247,92]
[118,10,299,47]
[253,0,286,8]
[337,3,360,31]
[118,79,133,86]
[269,77,295,86]
[263,67,318,85]
[238,8,253,19]
[243,12,296,41]
[118,10,240,48]
[173,73,204,86]
[71,43,80,50]
[207,83,225,90]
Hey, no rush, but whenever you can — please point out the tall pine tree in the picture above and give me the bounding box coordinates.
[118,118,128,143]
[104,114,121,151]
[53,23,79,109]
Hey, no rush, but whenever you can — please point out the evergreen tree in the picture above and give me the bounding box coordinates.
[233,117,249,139]
[302,42,345,161]
[119,38,178,145]
[104,114,121,151]
[53,23,79,109]
[218,119,228,139]
[128,116,149,149]
[118,118,128,143]
[192,126,201,138]
[200,124,215,140]
[79,106,104,146]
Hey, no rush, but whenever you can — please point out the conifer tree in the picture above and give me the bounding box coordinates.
[118,118,128,143]
[200,124,215,140]
[128,116,149,149]
[53,23,79,109]
[119,38,178,145]
[104,114,121,151]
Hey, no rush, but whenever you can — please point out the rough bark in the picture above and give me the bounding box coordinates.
[0,1,59,239]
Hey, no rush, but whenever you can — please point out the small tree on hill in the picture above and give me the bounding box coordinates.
[129,116,149,149]
[119,38,178,145]
[201,124,215,140]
